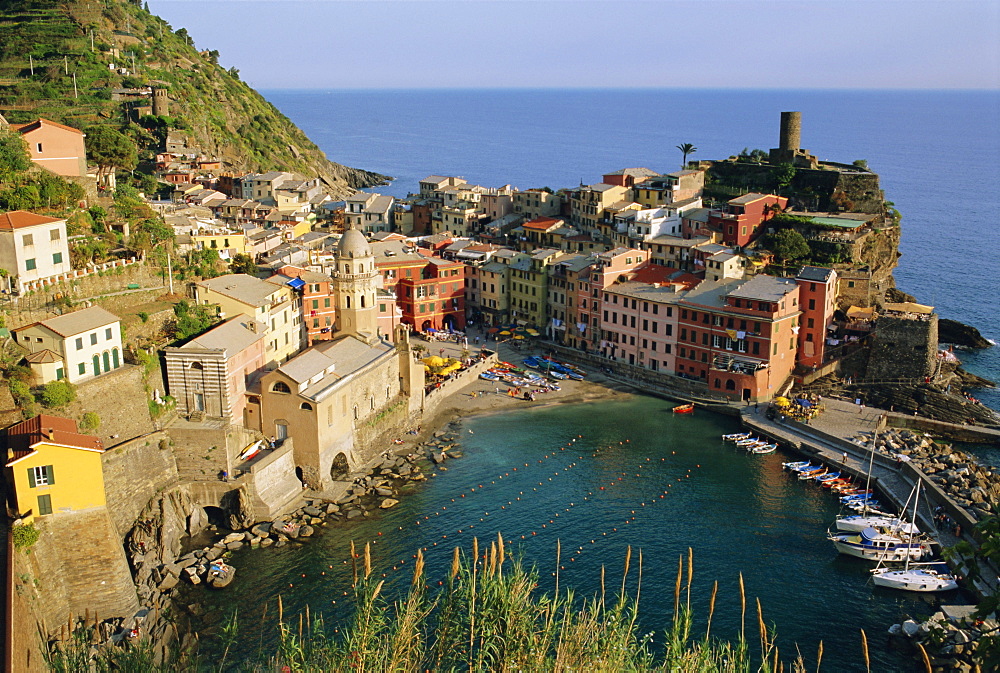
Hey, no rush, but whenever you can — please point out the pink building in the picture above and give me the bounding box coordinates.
[795,266,838,368]
[575,247,649,352]
[11,118,86,177]
[163,315,268,425]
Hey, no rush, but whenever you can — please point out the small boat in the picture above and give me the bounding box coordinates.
[207,560,236,588]
[828,527,929,562]
[548,371,568,380]
[724,432,752,441]
[479,371,500,381]
[736,436,761,445]
[239,440,265,462]
[840,490,874,502]
[846,499,883,512]
[672,403,695,414]
[782,460,810,470]
[522,357,541,369]
[815,472,842,483]
[871,562,959,592]
[751,444,777,454]
[799,468,827,480]
[787,463,819,473]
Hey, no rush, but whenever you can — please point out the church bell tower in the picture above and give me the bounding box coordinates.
[333,224,380,343]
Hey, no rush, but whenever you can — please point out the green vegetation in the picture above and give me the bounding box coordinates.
[676,142,697,168]
[762,229,810,265]
[943,510,1000,670]
[169,299,218,341]
[228,253,257,276]
[80,411,101,430]
[46,540,824,672]
[85,124,137,186]
[39,379,76,407]
[12,522,40,553]
[0,0,385,192]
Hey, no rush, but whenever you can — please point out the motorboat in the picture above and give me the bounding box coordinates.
[673,403,695,414]
[815,471,842,483]
[782,460,810,470]
[828,527,929,562]
[724,432,753,441]
[837,513,918,535]
[751,444,778,454]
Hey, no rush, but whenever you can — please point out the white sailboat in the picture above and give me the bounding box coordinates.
[871,481,958,592]
[828,526,930,562]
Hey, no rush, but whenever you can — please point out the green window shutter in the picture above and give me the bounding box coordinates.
[45,465,55,485]
[37,494,52,516]
[27,468,36,488]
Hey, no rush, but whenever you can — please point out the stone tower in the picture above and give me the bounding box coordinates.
[395,324,426,415]
[152,87,169,116]
[779,111,801,152]
[769,110,818,168]
[333,223,380,343]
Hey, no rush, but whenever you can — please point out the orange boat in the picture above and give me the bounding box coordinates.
[672,403,695,414]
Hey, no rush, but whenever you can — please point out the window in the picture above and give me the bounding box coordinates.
[271,381,291,393]
[22,234,33,246]
[324,297,331,308]
[37,494,52,516]
[105,327,112,340]
[75,337,83,350]
[300,402,313,411]
[808,299,816,310]
[36,142,43,153]
[29,465,54,487]
[50,228,61,241]
[90,333,97,345]
[78,362,86,375]
[25,258,36,271]
[56,367,64,380]
[848,281,855,289]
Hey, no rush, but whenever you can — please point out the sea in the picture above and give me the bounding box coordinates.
[185,90,999,670]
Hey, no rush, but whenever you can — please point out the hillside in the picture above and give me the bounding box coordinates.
[0,0,387,196]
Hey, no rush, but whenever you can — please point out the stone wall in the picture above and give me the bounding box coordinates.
[241,441,303,518]
[102,431,179,538]
[73,364,157,447]
[7,536,47,673]
[865,315,938,382]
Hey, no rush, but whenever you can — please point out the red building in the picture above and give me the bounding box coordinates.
[675,275,800,401]
[709,193,787,247]
[273,266,336,345]
[371,240,466,332]
[795,266,838,369]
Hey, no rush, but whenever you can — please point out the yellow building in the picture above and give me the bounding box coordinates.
[4,415,105,523]
[191,231,252,256]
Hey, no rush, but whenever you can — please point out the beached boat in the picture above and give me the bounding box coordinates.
[522,357,541,369]
[672,403,695,414]
[479,371,500,381]
[724,432,753,441]
[828,527,929,562]
[207,560,236,588]
[239,440,265,462]
[751,444,778,454]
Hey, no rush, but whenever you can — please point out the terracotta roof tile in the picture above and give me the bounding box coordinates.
[0,211,63,231]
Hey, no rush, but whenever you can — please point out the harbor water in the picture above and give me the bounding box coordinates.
[190,394,955,671]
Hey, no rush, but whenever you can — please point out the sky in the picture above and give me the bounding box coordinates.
[148,0,1000,90]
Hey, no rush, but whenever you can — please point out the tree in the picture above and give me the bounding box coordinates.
[80,412,101,431]
[766,228,810,265]
[171,300,218,341]
[676,143,697,168]
[852,159,868,170]
[0,129,31,179]
[229,253,257,275]
[84,126,137,191]
[772,163,796,190]
[39,381,76,408]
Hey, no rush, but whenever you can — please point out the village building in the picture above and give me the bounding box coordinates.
[163,315,268,425]
[194,274,305,367]
[10,118,87,177]
[795,266,839,368]
[0,211,71,293]
[708,193,787,248]
[4,414,106,523]
[13,306,123,385]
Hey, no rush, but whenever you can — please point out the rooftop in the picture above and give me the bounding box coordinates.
[728,275,799,302]
[276,336,394,399]
[198,274,283,307]
[183,315,267,353]
[729,193,774,205]
[0,210,63,231]
[797,266,835,282]
[20,306,120,338]
[5,414,102,465]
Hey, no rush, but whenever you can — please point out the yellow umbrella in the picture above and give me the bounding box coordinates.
[526,329,540,336]
[422,356,446,367]
[513,335,525,340]
[774,397,790,407]
[499,330,511,336]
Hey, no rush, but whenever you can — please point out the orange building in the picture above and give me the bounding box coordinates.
[11,118,87,177]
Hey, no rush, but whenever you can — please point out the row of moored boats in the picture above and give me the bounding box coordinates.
[479,356,587,389]
[721,431,777,454]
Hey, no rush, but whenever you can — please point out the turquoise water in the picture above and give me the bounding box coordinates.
[189,395,952,671]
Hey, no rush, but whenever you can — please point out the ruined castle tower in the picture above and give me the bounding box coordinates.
[770,111,818,168]
[152,87,169,116]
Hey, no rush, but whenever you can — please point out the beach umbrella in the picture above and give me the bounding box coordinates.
[774,397,790,407]
[422,356,446,367]
[513,335,525,340]
[487,327,500,334]
[499,330,512,336]
[526,329,540,336]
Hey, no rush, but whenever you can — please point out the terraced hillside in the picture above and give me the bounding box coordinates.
[0,0,387,195]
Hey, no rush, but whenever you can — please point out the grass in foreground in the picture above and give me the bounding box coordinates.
[48,536,847,672]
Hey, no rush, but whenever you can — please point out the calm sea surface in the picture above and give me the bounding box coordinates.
[189,90,998,668]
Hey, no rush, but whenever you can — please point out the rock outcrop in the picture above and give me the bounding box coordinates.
[938,318,993,349]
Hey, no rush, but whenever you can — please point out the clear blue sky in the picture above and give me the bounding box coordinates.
[148,1,1000,90]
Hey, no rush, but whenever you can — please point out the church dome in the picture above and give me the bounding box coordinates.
[337,225,371,259]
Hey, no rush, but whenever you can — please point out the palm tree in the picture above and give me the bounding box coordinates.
[676,143,697,168]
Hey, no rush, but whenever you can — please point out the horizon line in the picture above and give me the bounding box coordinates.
[257,85,1000,93]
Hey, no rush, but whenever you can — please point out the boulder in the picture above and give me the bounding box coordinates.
[380,498,399,509]
[158,574,180,592]
[375,487,393,496]
[325,504,340,515]
[303,505,322,517]
[226,541,244,550]
[346,509,363,519]
[251,522,273,538]
[187,507,208,537]
[299,525,315,537]
[260,537,274,548]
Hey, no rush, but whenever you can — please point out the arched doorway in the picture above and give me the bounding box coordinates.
[442,314,457,331]
[421,320,432,331]
[330,452,350,480]
[203,506,228,529]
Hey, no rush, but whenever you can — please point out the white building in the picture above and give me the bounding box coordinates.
[13,307,124,384]
[0,211,71,293]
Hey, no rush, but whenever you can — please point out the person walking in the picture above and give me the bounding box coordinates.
[842,451,848,465]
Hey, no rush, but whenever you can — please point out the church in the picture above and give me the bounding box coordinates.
[256,225,425,488]
[165,225,425,490]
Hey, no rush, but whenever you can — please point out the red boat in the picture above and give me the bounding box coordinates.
[672,403,695,414]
